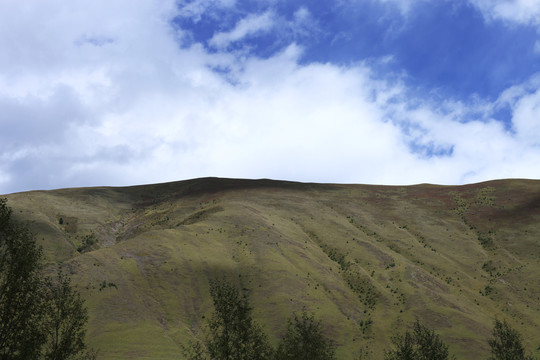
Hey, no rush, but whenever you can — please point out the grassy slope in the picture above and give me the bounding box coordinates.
[4,178,540,359]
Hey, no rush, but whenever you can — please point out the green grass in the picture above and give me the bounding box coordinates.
[4,177,540,359]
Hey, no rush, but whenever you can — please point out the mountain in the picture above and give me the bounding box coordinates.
[4,177,540,359]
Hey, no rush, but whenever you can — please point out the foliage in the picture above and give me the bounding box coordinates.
[43,270,90,360]
[275,311,336,360]
[385,320,453,360]
[488,319,538,360]
[185,279,339,360]
[181,340,207,360]
[185,278,273,360]
[0,198,48,359]
[0,199,94,360]
[206,278,273,360]
[76,234,97,253]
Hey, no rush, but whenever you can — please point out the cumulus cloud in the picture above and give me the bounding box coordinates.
[0,0,539,194]
[512,88,540,144]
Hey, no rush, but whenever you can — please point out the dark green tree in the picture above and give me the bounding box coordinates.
[385,320,453,360]
[43,270,90,360]
[0,199,94,360]
[488,319,538,360]
[181,340,207,360]
[0,198,47,359]
[185,278,273,360]
[385,331,416,360]
[275,311,336,360]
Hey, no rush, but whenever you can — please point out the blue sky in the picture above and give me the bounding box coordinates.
[1,0,540,193]
[179,0,539,104]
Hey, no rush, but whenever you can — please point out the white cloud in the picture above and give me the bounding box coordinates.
[176,0,236,22]
[208,11,276,49]
[289,7,318,37]
[512,88,540,144]
[468,0,540,25]
[0,0,540,194]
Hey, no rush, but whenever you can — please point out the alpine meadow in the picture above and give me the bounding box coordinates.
[2,177,540,359]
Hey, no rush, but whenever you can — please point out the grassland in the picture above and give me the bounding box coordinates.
[4,177,540,359]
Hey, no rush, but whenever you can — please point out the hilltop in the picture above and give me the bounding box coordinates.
[4,177,540,359]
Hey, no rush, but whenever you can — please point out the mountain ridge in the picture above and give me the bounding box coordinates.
[4,177,540,359]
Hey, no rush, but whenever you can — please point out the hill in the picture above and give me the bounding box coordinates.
[4,177,540,359]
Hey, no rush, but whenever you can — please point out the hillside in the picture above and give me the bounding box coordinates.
[4,177,540,359]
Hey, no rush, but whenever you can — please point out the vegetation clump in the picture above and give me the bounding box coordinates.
[275,311,336,360]
[488,319,538,360]
[184,279,335,360]
[384,320,454,360]
[77,233,97,253]
[205,278,273,360]
[0,199,94,359]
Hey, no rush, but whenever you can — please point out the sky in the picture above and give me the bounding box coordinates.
[1,0,540,194]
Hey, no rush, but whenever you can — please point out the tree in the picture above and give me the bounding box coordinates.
[275,311,336,360]
[43,270,90,360]
[0,199,94,359]
[0,198,47,359]
[185,278,273,360]
[181,340,207,360]
[385,320,453,360]
[488,319,538,360]
[385,331,416,360]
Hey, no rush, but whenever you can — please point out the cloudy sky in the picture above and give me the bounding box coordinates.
[1,0,540,194]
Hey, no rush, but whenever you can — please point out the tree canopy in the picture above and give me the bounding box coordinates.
[184,278,336,360]
[275,311,336,360]
[488,319,538,360]
[385,320,453,360]
[0,199,94,360]
[207,278,274,360]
